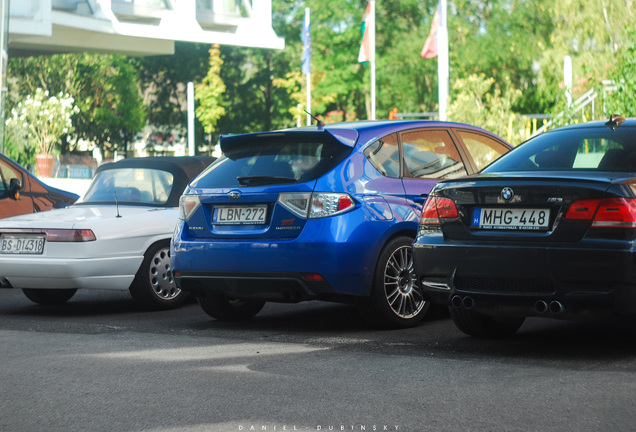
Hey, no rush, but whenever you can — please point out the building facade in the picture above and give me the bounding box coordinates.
[9,0,284,56]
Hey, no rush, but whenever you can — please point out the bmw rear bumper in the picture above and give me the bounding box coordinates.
[413,235,636,319]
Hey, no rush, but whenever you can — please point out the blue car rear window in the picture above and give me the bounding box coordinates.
[192,135,352,188]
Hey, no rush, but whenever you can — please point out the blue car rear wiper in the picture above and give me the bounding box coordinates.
[237,176,296,186]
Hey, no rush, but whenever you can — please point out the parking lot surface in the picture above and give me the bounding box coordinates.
[1,289,636,432]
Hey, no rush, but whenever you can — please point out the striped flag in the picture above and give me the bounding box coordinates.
[358,2,375,63]
[421,1,441,59]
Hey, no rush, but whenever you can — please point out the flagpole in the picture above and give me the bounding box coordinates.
[304,7,312,126]
[370,0,376,120]
[438,0,448,121]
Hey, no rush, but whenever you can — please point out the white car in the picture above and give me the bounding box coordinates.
[0,156,214,309]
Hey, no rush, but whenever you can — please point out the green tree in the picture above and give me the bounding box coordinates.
[195,45,226,136]
[603,29,636,118]
[6,89,79,155]
[8,53,146,158]
[537,0,636,120]
[447,74,523,142]
[136,42,210,137]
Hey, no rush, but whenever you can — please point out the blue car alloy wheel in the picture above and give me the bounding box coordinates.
[172,120,512,328]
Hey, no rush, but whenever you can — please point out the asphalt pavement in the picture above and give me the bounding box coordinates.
[1,288,636,432]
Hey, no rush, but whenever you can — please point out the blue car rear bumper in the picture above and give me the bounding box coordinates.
[172,213,405,301]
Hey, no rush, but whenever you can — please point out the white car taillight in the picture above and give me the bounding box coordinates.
[179,194,201,220]
[46,229,96,242]
[278,192,355,219]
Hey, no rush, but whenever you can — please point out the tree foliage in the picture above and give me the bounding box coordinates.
[5,0,636,158]
[6,89,78,155]
[195,45,226,135]
[8,53,146,157]
[447,74,522,141]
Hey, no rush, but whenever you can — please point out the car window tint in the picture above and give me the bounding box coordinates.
[485,127,636,172]
[0,159,21,194]
[80,168,174,205]
[192,135,351,188]
[364,133,400,178]
[455,130,509,171]
[399,129,467,179]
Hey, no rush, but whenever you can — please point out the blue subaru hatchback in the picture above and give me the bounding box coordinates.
[172,120,511,328]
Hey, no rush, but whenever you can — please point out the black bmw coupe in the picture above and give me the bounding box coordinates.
[413,115,636,337]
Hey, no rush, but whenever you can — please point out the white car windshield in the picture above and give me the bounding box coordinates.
[79,168,174,206]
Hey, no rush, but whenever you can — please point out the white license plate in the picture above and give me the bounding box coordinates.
[0,235,46,254]
[472,208,550,230]
[213,205,267,225]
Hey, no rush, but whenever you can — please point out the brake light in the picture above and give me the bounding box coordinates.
[565,199,599,220]
[419,196,458,226]
[566,198,636,228]
[278,192,355,218]
[46,229,96,242]
[592,198,636,228]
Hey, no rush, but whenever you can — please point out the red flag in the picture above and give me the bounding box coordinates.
[421,1,441,59]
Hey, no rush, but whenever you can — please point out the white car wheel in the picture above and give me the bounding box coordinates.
[129,242,186,310]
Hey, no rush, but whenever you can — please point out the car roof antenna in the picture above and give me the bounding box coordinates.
[605,114,625,131]
[114,190,122,218]
[303,109,324,128]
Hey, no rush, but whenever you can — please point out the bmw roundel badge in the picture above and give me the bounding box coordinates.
[501,187,514,201]
[228,191,241,200]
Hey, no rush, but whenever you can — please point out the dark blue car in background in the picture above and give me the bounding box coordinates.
[172,120,511,328]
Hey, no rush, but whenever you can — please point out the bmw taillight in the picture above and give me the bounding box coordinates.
[419,196,458,229]
[566,198,636,228]
[278,192,355,218]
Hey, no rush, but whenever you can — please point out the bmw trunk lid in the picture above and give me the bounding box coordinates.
[431,173,628,242]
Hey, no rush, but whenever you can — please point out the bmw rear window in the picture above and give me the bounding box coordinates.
[191,134,352,188]
[485,127,636,172]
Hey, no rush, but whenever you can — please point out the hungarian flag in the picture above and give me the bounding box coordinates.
[421,1,441,59]
[358,2,375,63]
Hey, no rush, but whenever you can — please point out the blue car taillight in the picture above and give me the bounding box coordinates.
[179,194,201,221]
[278,192,355,219]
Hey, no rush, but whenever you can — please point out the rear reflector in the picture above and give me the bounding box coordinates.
[302,273,324,281]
